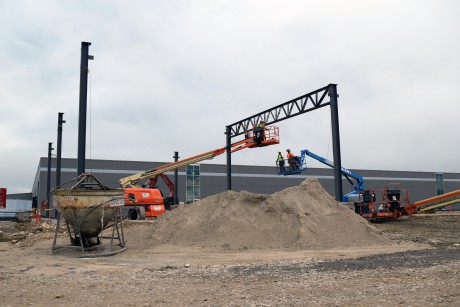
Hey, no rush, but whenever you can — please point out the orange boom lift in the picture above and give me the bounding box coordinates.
[119,125,280,219]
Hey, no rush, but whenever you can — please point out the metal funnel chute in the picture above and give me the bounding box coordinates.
[51,173,126,256]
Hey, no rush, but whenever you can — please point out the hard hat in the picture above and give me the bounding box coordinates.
[286,149,290,152]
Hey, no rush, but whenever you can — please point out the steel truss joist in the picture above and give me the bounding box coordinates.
[225,83,344,201]
[227,85,331,138]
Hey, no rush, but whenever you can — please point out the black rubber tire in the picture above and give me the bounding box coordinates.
[127,207,146,220]
[127,208,137,220]
[137,207,146,220]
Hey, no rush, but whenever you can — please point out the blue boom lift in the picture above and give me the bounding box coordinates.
[277,149,426,221]
[276,149,365,202]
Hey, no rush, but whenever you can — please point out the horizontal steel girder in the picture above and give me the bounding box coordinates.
[226,85,331,138]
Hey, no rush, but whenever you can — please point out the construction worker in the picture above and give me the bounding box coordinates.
[40,200,47,221]
[253,121,266,146]
[276,151,286,173]
[286,149,298,170]
[35,208,41,223]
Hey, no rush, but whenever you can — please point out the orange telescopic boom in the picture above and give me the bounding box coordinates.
[119,125,280,219]
[119,125,279,188]
[403,189,460,214]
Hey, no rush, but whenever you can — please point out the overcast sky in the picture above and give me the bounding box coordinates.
[1,0,459,194]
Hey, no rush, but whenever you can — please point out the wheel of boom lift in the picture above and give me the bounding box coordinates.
[137,206,146,220]
[127,207,146,220]
[127,208,136,220]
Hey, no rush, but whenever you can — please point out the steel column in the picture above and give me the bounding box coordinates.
[329,84,343,201]
[226,126,232,190]
[47,142,54,218]
[56,112,65,189]
[77,42,93,175]
[173,151,179,204]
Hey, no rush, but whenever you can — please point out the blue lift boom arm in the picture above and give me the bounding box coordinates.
[278,149,365,201]
[298,149,365,191]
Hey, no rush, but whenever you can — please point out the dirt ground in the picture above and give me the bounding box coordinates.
[0,212,458,306]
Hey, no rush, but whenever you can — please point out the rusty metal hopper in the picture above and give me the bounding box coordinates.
[51,173,126,256]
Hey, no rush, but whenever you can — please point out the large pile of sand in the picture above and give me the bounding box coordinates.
[144,179,389,251]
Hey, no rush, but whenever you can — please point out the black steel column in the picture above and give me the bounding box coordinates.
[226,126,232,190]
[329,84,343,202]
[47,142,54,218]
[173,151,179,204]
[56,112,65,190]
[77,41,93,175]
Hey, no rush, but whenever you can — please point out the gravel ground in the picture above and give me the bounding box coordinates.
[0,213,458,306]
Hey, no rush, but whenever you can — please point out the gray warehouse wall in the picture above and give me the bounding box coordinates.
[32,157,460,214]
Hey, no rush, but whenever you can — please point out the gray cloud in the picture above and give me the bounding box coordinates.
[1,0,459,193]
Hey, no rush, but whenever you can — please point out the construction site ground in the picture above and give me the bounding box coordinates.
[0,213,458,306]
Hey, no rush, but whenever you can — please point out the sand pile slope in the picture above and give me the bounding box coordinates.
[145,179,389,251]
